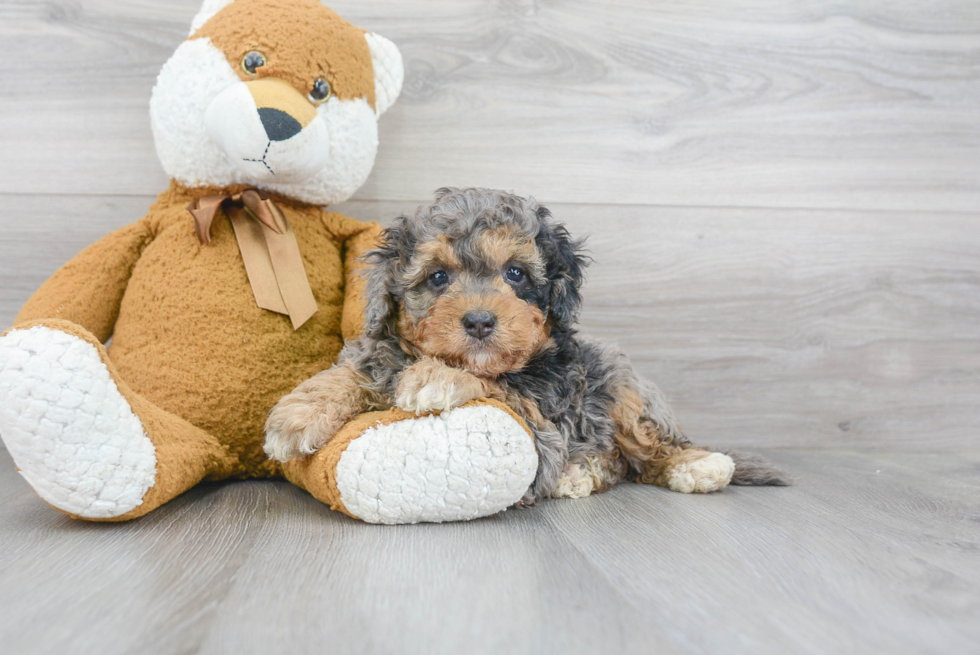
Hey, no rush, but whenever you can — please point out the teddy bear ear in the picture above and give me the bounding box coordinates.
[364,32,404,116]
[188,0,235,36]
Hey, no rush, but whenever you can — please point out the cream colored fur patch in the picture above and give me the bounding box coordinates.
[552,462,596,499]
[666,452,735,493]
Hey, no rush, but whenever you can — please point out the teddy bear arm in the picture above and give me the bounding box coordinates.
[13,220,154,342]
[323,212,382,343]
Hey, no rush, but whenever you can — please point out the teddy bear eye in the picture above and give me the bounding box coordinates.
[241,51,266,76]
[308,77,331,104]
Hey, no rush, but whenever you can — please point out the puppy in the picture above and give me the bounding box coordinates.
[264,187,789,502]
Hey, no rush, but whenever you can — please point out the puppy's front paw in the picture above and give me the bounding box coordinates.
[551,462,596,499]
[263,395,347,462]
[395,358,487,414]
[666,452,735,493]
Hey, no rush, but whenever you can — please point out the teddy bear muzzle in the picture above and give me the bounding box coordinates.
[204,76,331,183]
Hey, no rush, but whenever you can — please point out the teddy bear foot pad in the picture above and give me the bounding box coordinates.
[333,405,539,524]
[0,326,157,518]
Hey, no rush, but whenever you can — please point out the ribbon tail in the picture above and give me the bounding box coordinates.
[262,222,318,330]
[187,195,229,245]
[227,206,289,315]
[191,190,317,330]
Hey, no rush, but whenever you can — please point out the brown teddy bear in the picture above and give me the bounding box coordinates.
[0,0,537,525]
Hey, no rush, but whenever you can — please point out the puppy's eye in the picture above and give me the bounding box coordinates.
[505,266,526,284]
[309,77,331,104]
[241,51,266,76]
[428,270,449,288]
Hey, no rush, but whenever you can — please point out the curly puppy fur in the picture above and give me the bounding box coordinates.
[265,187,791,502]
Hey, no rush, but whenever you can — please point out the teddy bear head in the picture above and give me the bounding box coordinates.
[150,0,404,206]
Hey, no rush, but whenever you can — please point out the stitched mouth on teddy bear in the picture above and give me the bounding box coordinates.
[243,140,275,175]
[204,79,332,183]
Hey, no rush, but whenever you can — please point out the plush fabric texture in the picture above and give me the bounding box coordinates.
[363,32,404,116]
[1,319,240,521]
[0,325,158,519]
[192,0,376,110]
[190,0,236,34]
[282,399,536,523]
[150,0,401,206]
[15,181,379,479]
[336,404,538,524]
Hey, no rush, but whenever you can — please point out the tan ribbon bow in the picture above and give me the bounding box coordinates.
[188,190,317,330]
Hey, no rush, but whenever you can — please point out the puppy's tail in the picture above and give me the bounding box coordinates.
[725,450,793,486]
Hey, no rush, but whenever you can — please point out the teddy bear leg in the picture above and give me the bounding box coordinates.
[0,320,237,521]
[281,400,540,524]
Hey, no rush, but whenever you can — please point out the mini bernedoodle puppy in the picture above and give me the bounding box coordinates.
[264,187,789,502]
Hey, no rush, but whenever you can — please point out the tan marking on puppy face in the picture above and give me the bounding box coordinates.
[476,226,545,277]
[396,304,422,352]
[192,0,376,109]
[403,283,550,378]
[393,224,554,376]
[403,235,460,286]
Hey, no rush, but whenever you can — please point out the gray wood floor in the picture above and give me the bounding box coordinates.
[1,1,978,653]
[1,448,978,655]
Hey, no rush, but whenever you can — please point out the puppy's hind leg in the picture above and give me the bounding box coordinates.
[611,381,734,494]
[642,448,736,494]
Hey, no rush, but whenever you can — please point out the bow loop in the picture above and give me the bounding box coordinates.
[187,194,227,245]
[235,189,287,235]
[187,191,318,330]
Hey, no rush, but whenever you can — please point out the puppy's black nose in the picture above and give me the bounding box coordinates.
[462,311,496,340]
[258,107,302,141]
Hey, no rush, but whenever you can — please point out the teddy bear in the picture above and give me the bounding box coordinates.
[0,0,537,525]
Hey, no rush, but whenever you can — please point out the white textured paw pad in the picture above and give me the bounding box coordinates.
[0,327,156,518]
[667,453,735,494]
[335,405,537,524]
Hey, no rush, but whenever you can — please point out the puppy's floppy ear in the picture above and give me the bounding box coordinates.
[535,206,588,332]
[362,217,412,340]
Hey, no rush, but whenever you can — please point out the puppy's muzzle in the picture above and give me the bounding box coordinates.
[462,310,496,340]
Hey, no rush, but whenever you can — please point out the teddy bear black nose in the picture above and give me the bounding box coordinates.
[462,311,496,340]
[257,107,302,141]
